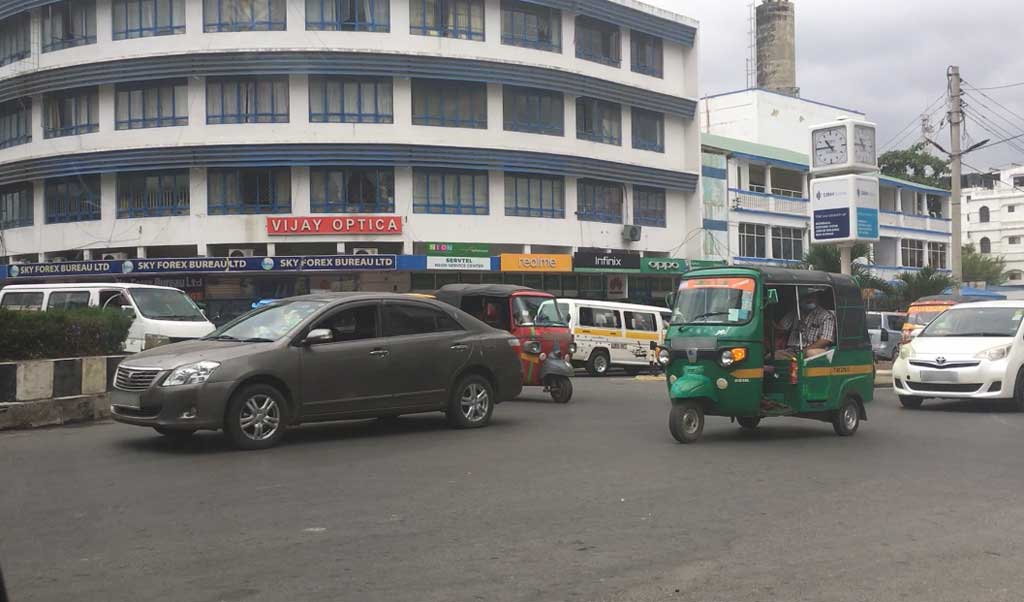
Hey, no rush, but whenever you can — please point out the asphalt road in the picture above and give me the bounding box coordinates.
[3,380,1024,602]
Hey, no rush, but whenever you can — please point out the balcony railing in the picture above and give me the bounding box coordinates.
[730,188,808,216]
[878,210,952,234]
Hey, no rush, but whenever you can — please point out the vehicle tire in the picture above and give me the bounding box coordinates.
[669,401,704,444]
[153,426,195,440]
[832,396,861,437]
[737,416,761,430]
[223,383,288,450]
[586,350,610,376]
[899,395,924,409]
[548,376,573,404]
[1012,368,1024,412]
[446,375,494,429]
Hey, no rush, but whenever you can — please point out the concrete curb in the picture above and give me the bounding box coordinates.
[0,394,111,430]
[0,355,126,431]
[875,370,892,388]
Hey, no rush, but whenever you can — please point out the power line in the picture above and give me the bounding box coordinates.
[963,83,1024,132]
[962,105,1024,157]
[967,80,1024,92]
[880,92,945,151]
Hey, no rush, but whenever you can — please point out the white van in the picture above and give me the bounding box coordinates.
[0,283,216,353]
[559,299,671,375]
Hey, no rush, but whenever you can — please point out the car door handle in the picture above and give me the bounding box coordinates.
[369,349,389,358]
[450,344,469,351]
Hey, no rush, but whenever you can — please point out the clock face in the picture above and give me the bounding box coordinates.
[854,124,876,165]
[813,126,848,167]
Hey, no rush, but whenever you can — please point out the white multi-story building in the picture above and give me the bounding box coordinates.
[0,0,701,314]
[963,166,1024,285]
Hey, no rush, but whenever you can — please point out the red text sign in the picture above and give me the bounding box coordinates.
[266,216,403,236]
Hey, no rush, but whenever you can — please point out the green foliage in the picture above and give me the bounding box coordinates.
[894,267,955,306]
[962,244,1007,285]
[0,308,132,361]
[803,243,892,295]
[879,142,950,189]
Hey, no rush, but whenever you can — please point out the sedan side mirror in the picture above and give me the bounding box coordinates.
[303,328,333,345]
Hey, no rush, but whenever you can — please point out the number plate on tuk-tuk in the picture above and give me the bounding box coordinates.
[920,370,958,383]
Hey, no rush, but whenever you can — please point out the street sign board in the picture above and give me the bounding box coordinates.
[426,243,490,257]
[810,174,879,244]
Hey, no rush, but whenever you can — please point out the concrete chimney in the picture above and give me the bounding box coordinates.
[756,0,799,97]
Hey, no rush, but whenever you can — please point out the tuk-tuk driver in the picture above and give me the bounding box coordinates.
[775,290,836,359]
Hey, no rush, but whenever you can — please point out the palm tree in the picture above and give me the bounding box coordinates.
[893,267,954,307]
[802,243,892,295]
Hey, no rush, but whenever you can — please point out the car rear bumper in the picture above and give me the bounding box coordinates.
[892,358,1011,399]
[110,380,235,430]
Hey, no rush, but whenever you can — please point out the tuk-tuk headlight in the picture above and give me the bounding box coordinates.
[657,347,671,366]
[568,342,577,355]
[524,341,542,355]
[720,348,747,368]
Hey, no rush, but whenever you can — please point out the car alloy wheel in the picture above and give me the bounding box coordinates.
[239,394,281,441]
[460,383,490,422]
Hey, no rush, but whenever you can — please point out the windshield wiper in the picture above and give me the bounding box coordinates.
[203,334,241,341]
[688,311,731,323]
[240,337,275,343]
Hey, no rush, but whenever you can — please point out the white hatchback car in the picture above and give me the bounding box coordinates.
[893,301,1024,410]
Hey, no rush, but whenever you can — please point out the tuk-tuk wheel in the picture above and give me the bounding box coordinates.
[548,376,573,404]
[832,397,861,437]
[737,416,761,430]
[669,402,704,444]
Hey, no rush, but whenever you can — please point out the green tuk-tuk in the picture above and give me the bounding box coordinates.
[659,266,874,443]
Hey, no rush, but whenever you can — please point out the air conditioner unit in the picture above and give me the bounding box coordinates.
[102,252,129,261]
[351,247,379,255]
[46,256,67,263]
[622,225,642,242]
[228,248,255,258]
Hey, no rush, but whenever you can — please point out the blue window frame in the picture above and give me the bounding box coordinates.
[633,186,665,227]
[45,176,101,223]
[0,99,31,149]
[116,80,188,129]
[630,30,662,77]
[413,169,488,215]
[631,107,664,153]
[0,13,30,66]
[207,77,289,124]
[505,173,564,218]
[203,0,285,31]
[576,97,620,145]
[309,76,393,123]
[42,0,96,52]
[117,170,189,217]
[306,0,388,31]
[503,86,563,136]
[0,184,33,229]
[575,15,619,67]
[207,167,291,214]
[112,0,185,39]
[43,87,99,138]
[410,0,484,41]
[500,0,559,52]
[412,79,487,129]
[577,179,622,224]
[310,167,395,213]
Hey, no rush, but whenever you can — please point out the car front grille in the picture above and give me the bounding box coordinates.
[908,359,980,369]
[904,382,983,393]
[115,366,161,391]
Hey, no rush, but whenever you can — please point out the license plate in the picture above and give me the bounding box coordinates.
[110,389,141,408]
[920,370,959,383]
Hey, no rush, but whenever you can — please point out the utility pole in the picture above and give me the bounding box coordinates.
[949,65,963,291]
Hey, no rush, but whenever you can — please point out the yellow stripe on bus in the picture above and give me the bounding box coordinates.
[804,364,874,378]
[573,327,660,341]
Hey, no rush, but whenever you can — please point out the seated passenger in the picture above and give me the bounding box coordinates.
[775,290,836,360]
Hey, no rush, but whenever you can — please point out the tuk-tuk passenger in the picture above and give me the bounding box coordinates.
[775,290,836,359]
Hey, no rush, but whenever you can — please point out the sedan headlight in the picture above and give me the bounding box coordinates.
[162,361,221,387]
[976,344,1012,361]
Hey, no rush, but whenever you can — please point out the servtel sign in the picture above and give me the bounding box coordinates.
[266,216,403,236]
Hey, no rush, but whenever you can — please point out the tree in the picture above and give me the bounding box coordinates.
[961,244,1006,285]
[894,267,954,306]
[879,142,950,188]
[802,243,893,298]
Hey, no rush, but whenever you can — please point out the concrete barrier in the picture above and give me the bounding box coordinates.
[0,355,126,431]
[875,370,892,388]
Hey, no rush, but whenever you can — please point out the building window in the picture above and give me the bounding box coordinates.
[410,0,484,41]
[575,15,619,67]
[772,226,803,260]
[412,79,487,129]
[576,97,621,145]
[1014,176,1024,188]
[43,87,99,138]
[901,239,925,268]
[1009,205,1016,213]
[207,167,291,214]
[979,206,990,222]
[413,169,488,215]
[577,179,623,224]
[203,0,285,31]
[1010,271,1022,281]
[0,184,33,229]
[980,237,991,254]
[630,30,663,77]
[500,0,559,52]
[116,170,189,217]
[503,86,563,136]
[309,76,393,123]
[739,223,766,258]
[206,77,289,124]
[0,13,30,66]
[112,0,185,39]
[45,176,101,223]
[633,186,665,227]
[504,173,564,218]
[115,80,188,129]
[310,167,395,213]
[928,242,947,269]
[0,99,31,149]
[42,0,96,52]
[631,108,664,152]
[1010,236,1021,245]
[306,0,388,31]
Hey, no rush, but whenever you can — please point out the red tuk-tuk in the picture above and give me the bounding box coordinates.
[435,284,575,403]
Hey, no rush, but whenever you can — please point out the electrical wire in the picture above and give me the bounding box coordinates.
[880,92,946,152]
[968,80,1024,92]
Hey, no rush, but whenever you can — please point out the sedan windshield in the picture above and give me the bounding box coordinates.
[206,300,327,342]
[920,307,1024,337]
[672,277,756,325]
[513,296,567,326]
[129,289,207,321]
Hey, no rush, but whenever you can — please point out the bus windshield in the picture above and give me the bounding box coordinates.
[672,277,756,325]
[129,289,207,322]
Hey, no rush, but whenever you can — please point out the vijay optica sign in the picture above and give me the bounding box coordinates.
[266,216,403,236]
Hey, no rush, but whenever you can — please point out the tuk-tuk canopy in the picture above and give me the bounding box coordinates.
[434,284,549,308]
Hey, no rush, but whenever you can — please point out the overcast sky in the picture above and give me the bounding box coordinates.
[643,0,1024,172]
